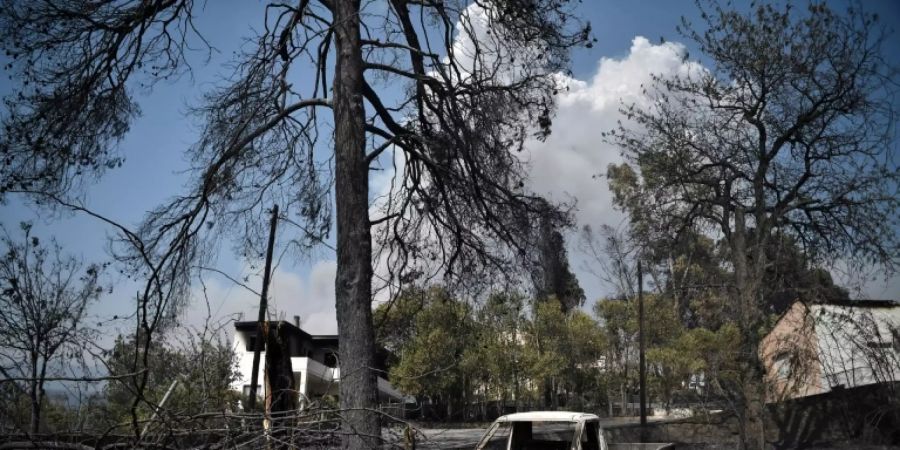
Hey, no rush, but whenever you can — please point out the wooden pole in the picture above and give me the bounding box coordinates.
[638,259,647,433]
[247,204,279,411]
[140,379,179,438]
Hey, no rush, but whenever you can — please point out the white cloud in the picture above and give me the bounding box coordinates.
[519,37,703,300]
[364,37,705,303]
[184,36,894,337]
[446,3,546,85]
[522,36,701,232]
[185,260,338,335]
[522,37,899,303]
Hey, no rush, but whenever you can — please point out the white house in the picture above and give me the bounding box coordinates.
[231,319,407,408]
[761,299,900,400]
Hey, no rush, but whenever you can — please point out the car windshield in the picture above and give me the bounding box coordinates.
[508,421,578,450]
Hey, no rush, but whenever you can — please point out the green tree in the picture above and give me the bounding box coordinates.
[474,292,528,416]
[582,196,850,417]
[594,293,682,414]
[374,287,431,367]
[528,297,605,410]
[607,2,897,447]
[101,332,238,431]
[526,299,569,409]
[531,201,586,313]
[562,308,605,409]
[387,287,476,420]
[593,296,635,415]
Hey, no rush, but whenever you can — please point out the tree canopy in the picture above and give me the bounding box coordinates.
[0,222,104,433]
[0,1,590,446]
[606,2,898,447]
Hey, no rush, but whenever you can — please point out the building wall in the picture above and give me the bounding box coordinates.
[604,383,900,447]
[761,301,900,401]
[231,326,408,404]
[231,329,265,395]
[760,302,825,400]
[811,304,900,391]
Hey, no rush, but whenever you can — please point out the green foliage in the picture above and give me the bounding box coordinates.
[379,288,608,418]
[0,384,89,433]
[524,299,568,406]
[594,292,686,409]
[377,282,754,418]
[386,287,476,401]
[471,292,528,407]
[100,332,239,430]
[375,287,432,368]
[608,2,895,443]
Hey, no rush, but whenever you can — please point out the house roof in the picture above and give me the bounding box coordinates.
[311,334,338,341]
[495,411,600,423]
[809,301,900,331]
[811,299,898,308]
[234,320,334,341]
[769,298,898,331]
[310,335,339,348]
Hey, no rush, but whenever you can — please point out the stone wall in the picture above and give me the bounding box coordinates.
[603,413,740,447]
[603,383,900,448]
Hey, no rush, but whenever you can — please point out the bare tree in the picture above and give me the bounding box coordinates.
[607,2,898,448]
[579,224,638,300]
[0,223,103,434]
[0,1,590,447]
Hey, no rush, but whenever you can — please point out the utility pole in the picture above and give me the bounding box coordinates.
[638,259,647,433]
[247,204,279,411]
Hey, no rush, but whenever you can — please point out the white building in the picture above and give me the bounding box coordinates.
[761,299,900,400]
[231,319,407,407]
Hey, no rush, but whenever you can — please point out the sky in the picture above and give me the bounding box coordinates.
[1,0,898,339]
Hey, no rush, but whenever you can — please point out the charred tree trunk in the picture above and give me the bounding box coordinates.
[265,323,297,434]
[29,352,40,434]
[606,385,613,417]
[333,1,380,449]
[733,208,766,450]
[514,366,521,413]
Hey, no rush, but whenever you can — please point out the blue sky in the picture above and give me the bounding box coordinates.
[1,1,898,336]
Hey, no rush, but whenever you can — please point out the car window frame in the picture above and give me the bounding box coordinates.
[475,421,512,450]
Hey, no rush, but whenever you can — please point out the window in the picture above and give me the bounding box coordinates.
[246,336,265,352]
[772,354,791,380]
[242,384,262,398]
[581,422,601,450]
[531,421,577,446]
[893,329,900,352]
[508,421,577,450]
[477,422,512,450]
[866,341,892,350]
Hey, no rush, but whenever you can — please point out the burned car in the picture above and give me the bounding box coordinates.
[474,411,607,450]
